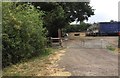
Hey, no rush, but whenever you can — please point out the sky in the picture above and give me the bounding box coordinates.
[71,0,120,24]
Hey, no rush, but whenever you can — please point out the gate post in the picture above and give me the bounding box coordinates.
[58,29,61,38]
[58,29,63,47]
[118,32,120,52]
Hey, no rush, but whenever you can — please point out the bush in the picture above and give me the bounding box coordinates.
[2,2,46,67]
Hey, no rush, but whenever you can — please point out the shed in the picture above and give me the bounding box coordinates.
[68,32,86,40]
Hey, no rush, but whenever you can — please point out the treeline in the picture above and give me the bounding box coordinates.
[64,22,91,32]
[2,2,94,67]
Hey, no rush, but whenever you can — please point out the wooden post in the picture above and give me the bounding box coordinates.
[58,29,62,47]
[58,29,61,38]
[118,32,120,52]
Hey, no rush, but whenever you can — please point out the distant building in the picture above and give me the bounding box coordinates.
[68,32,86,40]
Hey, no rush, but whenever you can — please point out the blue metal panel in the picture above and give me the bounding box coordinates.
[99,22,119,34]
[118,22,120,32]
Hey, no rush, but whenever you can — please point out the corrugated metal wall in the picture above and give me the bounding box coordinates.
[99,22,120,34]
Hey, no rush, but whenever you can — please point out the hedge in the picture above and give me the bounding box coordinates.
[2,2,46,67]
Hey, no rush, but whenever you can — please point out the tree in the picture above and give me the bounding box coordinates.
[64,22,91,32]
[78,22,91,31]
[31,2,94,37]
[110,20,114,22]
[44,5,67,37]
[59,2,94,22]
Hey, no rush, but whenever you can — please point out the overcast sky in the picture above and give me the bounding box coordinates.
[71,0,120,24]
[87,0,120,23]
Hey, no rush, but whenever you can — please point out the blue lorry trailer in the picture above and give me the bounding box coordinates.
[99,22,120,36]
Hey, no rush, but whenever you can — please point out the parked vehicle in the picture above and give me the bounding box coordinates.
[99,22,120,36]
[87,22,120,36]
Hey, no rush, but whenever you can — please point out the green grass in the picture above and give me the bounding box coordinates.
[106,45,115,51]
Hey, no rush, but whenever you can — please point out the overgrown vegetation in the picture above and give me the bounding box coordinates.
[2,2,46,67]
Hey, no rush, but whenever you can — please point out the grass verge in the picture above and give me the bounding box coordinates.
[2,47,66,76]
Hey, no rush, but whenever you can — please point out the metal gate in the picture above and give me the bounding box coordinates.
[64,37,117,49]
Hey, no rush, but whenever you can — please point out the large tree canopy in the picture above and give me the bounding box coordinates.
[31,2,94,37]
[32,2,94,22]
[59,2,94,22]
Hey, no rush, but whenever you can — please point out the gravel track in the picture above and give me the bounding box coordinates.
[58,37,118,76]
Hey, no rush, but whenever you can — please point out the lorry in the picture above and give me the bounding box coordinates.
[99,22,120,36]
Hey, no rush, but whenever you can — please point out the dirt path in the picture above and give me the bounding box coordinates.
[58,37,118,76]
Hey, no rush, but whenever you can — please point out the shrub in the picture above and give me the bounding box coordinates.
[2,2,46,67]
